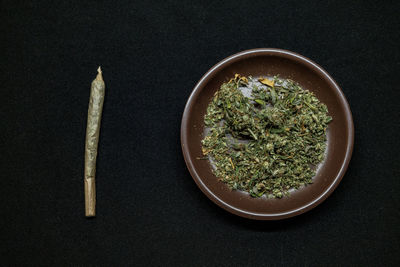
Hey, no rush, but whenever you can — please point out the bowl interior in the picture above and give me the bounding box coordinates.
[181,49,353,220]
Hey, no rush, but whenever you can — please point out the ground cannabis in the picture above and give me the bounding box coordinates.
[201,74,332,198]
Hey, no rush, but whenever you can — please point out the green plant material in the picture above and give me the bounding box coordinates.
[201,74,332,198]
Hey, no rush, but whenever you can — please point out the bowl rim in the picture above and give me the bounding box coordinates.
[180,48,354,220]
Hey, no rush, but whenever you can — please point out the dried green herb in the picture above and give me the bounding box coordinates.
[201,74,332,198]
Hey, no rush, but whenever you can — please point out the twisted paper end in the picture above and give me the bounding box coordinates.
[96,66,103,81]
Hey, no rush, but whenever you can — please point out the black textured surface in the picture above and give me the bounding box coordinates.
[1,0,399,265]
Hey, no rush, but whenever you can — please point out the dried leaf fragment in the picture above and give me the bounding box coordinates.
[258,77,274,87]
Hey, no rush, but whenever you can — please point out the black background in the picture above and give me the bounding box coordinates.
[1,0,399,265]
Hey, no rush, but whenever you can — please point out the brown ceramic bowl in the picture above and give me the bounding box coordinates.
[181,48,354,220]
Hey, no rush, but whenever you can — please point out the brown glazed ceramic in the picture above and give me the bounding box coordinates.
[181,48,354,220]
